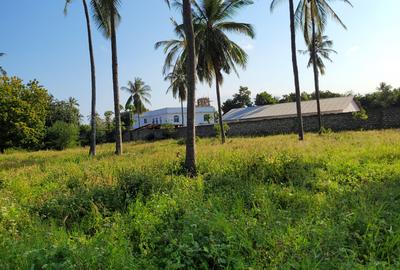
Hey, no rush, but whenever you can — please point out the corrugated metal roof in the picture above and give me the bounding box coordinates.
[223,96,359,122]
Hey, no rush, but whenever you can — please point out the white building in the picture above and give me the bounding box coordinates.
[132,106,215,129]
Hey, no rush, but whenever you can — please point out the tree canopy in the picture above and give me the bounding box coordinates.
[0,76,50,152]
[255,91,278,106]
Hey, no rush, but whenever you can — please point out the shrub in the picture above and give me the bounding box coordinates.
[45,121,79,150]
[161,124,176,139]
[214,123,230,139]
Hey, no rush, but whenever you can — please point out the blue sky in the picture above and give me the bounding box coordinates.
[1,0,399,119]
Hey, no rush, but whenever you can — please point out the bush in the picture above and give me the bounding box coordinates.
[214,123,230,139]
[45,121,79,150]
[161,124,176,139]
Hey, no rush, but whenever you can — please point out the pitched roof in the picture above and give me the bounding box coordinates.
[223,96,360,122]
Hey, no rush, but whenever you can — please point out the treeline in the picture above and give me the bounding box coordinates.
[222,83,400,114]
[0,76,120,152]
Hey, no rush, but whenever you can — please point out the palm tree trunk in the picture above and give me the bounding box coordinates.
[182,0,197,176]
[311,14,322,132]
[289,0,304,140]
[137,113,140,128]
[110,10,122,155]
[214,70,226,144]
[181,99,184,126]
[82,0,97,157]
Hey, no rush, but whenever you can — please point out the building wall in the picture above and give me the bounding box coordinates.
[133,110,215,129]
[124,107,400,141]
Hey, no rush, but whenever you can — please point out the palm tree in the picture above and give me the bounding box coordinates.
[182,0,197,175]
[0,53,6,76]
[165,63,187,126]
[64,0,97,156]
[164,0,197,175]
[296,0,352,131]
[155,19,187,126]
[299,34,337,74]
[155,18,188,75]
[194,0,255,144]
[92,0,123,155]
[121,78,151,129]
[271,0,304,140]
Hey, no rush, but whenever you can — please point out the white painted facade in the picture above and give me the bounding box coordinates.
[132,106,215,129]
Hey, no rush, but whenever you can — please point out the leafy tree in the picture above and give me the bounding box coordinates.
[0,53,6,76]
[45,121,79,150]
[279,92,311,103]
[194,0,255,144]
[357,83,400,109]
[0,76,49,152]
[255,91,278,106]
[222,86,253,114]
[296,0,352,131]
[270,0,304,140]
[222,98,241,114]
[233,86,253,107]
[92,0,123,155]
[204,114,212,124]
[46,97,81,127]
[311,90,343,99]
[64,0,98,156]
[121,78,151,128]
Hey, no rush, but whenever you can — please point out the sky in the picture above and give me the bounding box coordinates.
[1,0,399,120]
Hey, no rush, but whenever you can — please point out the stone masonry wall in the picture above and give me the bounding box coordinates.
[124,107,400,142]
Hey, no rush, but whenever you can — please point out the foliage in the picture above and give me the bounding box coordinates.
[222,86,253,114]
[255,91,278,106]
[299,35,337,75]
[221,98,241,114]
[161,124,176,139]
[46,97,81,127]
[122,78,151,115]
[357,82,400,109]
[0,53,6,76]
[1,131,400,268]
[279,91,311,103]
[312,90,344,99]
[214,123,230,138]
[79,116,108,146]
[353,107,368,121]
[204,114,212,124]
[0,76,49,152]
[45,121,79,150]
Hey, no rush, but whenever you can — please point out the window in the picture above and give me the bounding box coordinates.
[174,115,180,123]
[144,119,147,124]
[160,117,162,124]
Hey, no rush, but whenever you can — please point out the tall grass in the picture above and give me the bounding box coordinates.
[1,130,400,269]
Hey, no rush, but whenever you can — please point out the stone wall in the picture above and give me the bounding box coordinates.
[123,107,400,142]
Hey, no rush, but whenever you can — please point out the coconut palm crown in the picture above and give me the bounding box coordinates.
[299,34,337,75]
[122,78,151,128]
[193,0,255,143]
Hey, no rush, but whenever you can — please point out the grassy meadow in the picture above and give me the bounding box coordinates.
[1,130,400,269]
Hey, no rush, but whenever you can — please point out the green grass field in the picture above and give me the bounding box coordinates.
[1,130,400,269]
